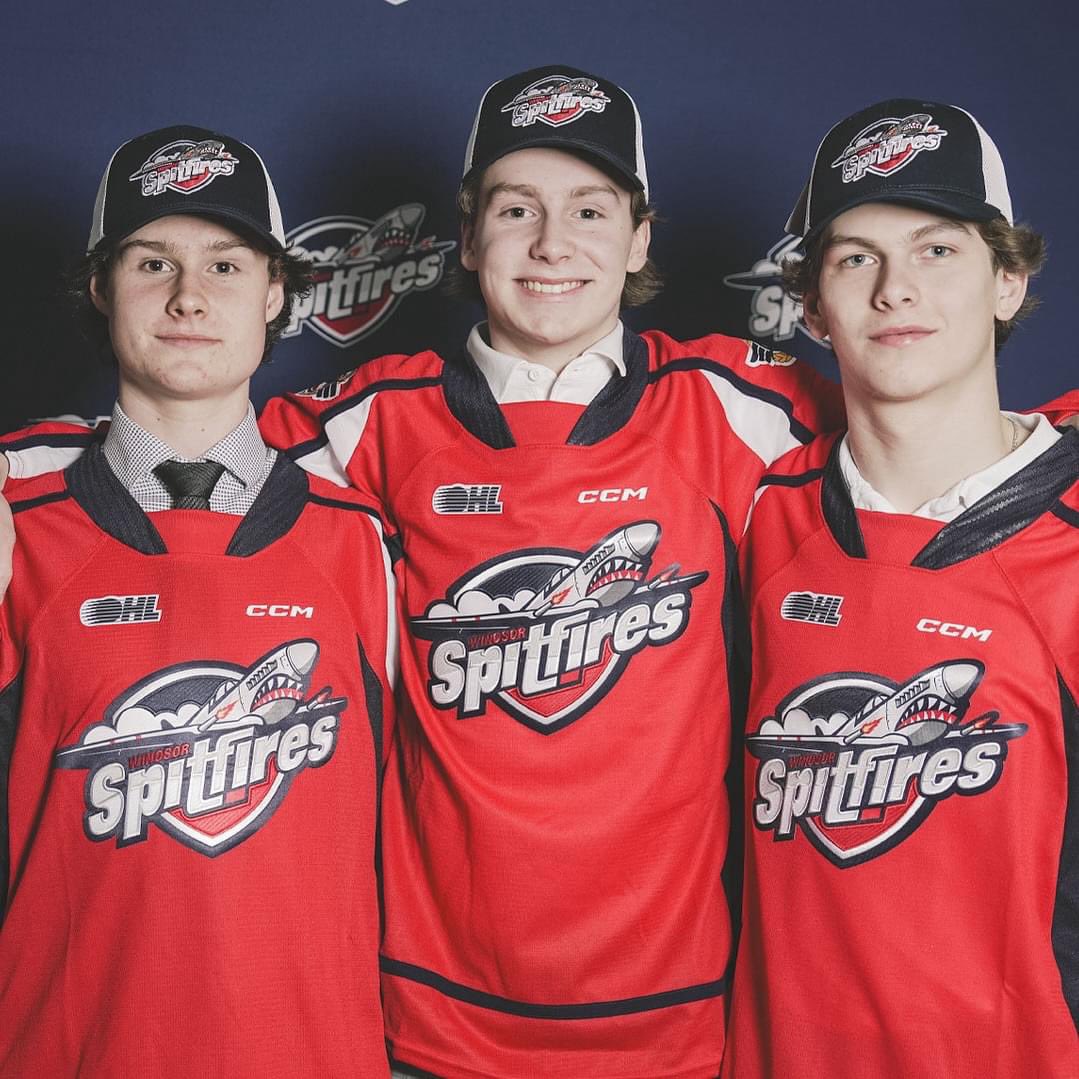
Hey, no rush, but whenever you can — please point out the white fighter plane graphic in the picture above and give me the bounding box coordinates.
[55,640,331,768]
[748,659,1027,759]
[411,522,707,638]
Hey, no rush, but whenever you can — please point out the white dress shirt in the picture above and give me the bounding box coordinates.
[467,322,626,405]
[839,411,1061,522]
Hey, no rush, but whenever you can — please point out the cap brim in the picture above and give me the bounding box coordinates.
[799,188,1003,245]
[463,138,646,196]
[94,202,284,253]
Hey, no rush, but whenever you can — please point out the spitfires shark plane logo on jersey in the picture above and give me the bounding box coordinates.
[283,205,456,347]
[412,521,707,734]
[54,640,346,856]
[502,74,611,128]
[832,112,948,184]
[749,659,1025,867]
[129,138,238,198]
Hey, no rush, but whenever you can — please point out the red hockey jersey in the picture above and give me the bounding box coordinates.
[257,328,842,1078]
[723,430,1079,1079]
[0,448,394,1077]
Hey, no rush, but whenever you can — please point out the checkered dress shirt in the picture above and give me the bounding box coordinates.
[102,403,277,515]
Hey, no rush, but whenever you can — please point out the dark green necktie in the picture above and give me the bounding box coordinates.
[153,459,226,510]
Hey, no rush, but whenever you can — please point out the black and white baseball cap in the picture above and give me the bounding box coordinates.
[786,99,1013,244]
[462,65,649,199]
[87,124,286,253]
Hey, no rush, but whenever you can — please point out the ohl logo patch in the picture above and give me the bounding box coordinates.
[283,204,456,347]
[749,659,1025,867]
[412,521,707,734]
[501,74,611,128]
[831,112,947,184]
[54,640,346,856]
[129,138,238,198]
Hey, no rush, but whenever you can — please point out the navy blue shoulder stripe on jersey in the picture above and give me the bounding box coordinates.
[9,490,70,514]
[758,467,825,491]
[0,672,23,927]
[913,430,1079,569]
[379,956,728,1019]
[1053,501,1079,528]
[820,439,868,558]
[226,455,309,557]
[306,492,383,521]
[2,431,100,452]
[283,375,443,461]
[1052,674,1079,1028]
[649,356,816,445]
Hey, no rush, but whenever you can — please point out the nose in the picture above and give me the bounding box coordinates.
[530,213,573,263]
[872,260,918,310]
[166,268,207,317]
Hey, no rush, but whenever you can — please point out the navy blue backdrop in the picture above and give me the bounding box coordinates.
[2,0,1073,431]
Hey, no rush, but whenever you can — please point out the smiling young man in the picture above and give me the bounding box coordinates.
[722,100,1079,1078]
[254,65,845,1079]
[0,126,393,1076]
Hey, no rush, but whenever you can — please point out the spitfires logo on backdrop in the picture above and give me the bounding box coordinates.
[412,521,707,734]
[832,112,948,184]
[54,640,346,856]
[129,138,238,198]
[502,74,611,129]
[723,235,815,345]
[750,659,1025,867]
[283,204,455,348]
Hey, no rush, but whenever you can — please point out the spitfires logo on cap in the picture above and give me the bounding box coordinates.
[283,204,456,348]
[129,138,238,198]
[413,521,707,734]
[502,74,611,129]
[54,639,346,856]
[750,659,1025,867]
[832,113,948,184]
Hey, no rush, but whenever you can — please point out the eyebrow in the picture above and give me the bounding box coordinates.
[824,219,973,252]
[116,236,255,258]
[484,181,621,204]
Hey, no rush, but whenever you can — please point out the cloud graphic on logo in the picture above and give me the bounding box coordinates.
[81,701,202,744]
[424,589,536,619]
[759,706,855,738]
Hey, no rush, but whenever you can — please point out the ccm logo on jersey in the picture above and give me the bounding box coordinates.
[578,487,647,504]
[246,604,315,619]
[432,484,504,515]
[916,618,991,641]
[80,594,163,626]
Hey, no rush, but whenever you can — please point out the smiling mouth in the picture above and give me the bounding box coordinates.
[519,280,585,294]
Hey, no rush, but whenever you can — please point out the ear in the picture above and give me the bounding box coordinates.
[459,222,478,272]
[801,289,830,342]
[995,268,1028,322]
[265,277,286,324]
[626,218,651,274]
[89,272,111,317]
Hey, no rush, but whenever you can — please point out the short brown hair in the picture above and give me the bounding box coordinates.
[447,165,662,308]
[782,214,1046,351]
[68,239,313,365]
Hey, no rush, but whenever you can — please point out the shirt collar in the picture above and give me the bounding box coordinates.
[103,402,270,491]
[840,411,1063,522]
[466,321,627,402]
